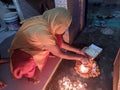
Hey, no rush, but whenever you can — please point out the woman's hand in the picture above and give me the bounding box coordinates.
[76,49,86,56]
[78,55,90,65]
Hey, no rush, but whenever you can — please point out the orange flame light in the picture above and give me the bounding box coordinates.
[58,76,87,90]
[80,64,89,73]
[74,60,100,78]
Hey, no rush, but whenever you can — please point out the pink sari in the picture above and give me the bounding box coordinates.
[11,34,62,79]
[11,49,37,79]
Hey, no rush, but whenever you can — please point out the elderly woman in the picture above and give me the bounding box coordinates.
[9,7,89,83]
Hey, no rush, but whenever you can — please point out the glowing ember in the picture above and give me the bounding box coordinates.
[80,64,89,73]
[58,76,87,90]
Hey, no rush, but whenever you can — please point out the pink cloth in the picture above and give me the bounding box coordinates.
[11,35,62,79]
[11,49,37,79]
[55,34,63,48]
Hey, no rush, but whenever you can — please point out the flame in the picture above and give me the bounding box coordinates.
[80,64,89,73]
[79,83,83,88]
[58,76,86,90]
[74,60,100,78]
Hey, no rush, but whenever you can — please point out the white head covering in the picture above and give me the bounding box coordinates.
[42,7,72,35]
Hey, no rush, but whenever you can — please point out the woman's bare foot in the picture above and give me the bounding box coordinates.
[0,81,7,89]
[27,77,40,84]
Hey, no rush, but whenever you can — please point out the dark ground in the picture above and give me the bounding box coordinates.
[45,4,120,90]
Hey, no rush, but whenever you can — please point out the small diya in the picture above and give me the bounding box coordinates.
[74,60,100,78]
[74,44,102,78]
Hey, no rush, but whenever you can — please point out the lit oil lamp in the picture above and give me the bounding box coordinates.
[58,76,87,90]
[74,44,102,78]
[74,60,100,78]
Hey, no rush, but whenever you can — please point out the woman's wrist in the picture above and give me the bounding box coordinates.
[76,50,85,55]
[77,55,89,64]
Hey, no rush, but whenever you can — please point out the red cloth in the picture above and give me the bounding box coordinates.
[55,34,63,48]
[11,49,37,79]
